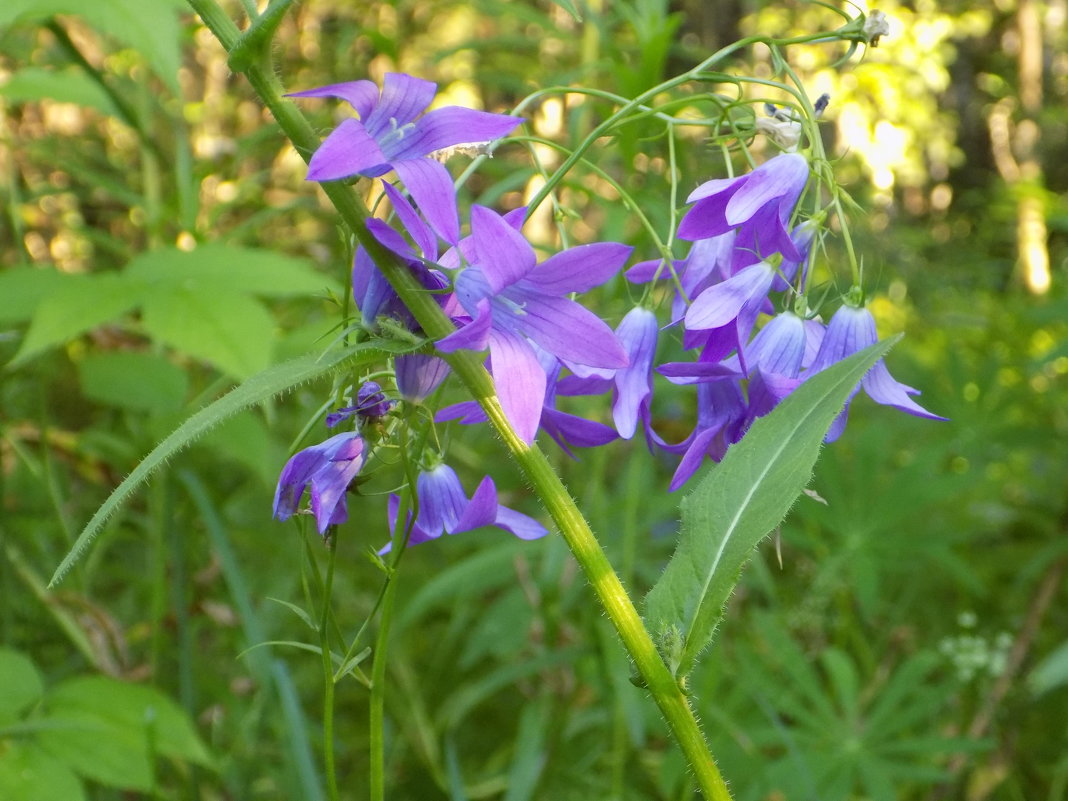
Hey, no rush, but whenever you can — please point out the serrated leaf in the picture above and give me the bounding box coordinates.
[0,742,86,801]
[78,351,188,413]
[644,338,897,678]
[50,341,407,586]
[0,67,119,116]
[124,244,342,298]
[9,273,144,367]
[0,648,44,721]
[141,286,274,379]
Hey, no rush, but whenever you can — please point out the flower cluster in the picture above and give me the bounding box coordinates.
[273,72,944,550]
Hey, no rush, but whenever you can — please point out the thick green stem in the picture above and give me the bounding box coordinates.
[185,3,732,797]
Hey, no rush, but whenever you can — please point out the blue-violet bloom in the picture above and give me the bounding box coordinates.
[808,304,947,440]
[436,205,630,444]
[677,153,809,262]
[290,73,521,243]
[381,463,547,553]
[273,432,366,536]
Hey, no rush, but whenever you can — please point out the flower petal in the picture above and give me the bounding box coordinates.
[416,464,467,535]
[307,118,389,180]
[450,476,499,534]
[724,153,808,225]
[684,261,774,331]
[509,292,627,368]
[863,362,948,420]
[380,181,437,259]
[488,330,546,444]
[391,158,460,244]
[524,243,633,294]
[389,106,521,161]
[287,80,380,119]
[494,505,549,541]
[612,307,658,439]
[469,205,536,292]
[437,298,493,352]
[362,73,436,139]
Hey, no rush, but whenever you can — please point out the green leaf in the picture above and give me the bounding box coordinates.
[0,67,119,116]
[35,675,212,790]
[0,742,86,801]
[0,267,65,325]
[0,0,184,96]
[0,648,44,721]
[9,273,144,367]
[644,338,897,678]
[49,341,405,586]
[141,286,274,379]
[124,244,342,298]
[77,351,188,413]
[1029,638,1068,696]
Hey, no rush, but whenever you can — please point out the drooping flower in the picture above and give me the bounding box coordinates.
[558,306,660,440]
[677,153,810,262]
[289,73,522,243]
[380,463,547,553]
[808,304,947,440]
[395,353,451,403]
[273,432,366,536]
[435,205,630,444]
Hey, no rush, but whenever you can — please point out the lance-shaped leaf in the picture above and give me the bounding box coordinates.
[644,337,898,679]
[50,340,411,587]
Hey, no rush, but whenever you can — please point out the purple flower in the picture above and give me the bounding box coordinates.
[436,206,630,444]
[290,73,521,243]
[559,306,660,440]
[326,381,394,427]
[808,304,947,439]
[381,463,547,553]
[396,353,451,403]
[677,153,810,261]
[273,432,366,536]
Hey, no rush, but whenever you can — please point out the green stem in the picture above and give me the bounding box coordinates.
[319,532,340,801]
[369,563,398,801]
[186,3,732,798]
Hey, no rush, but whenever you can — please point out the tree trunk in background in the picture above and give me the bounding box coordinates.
[1012,0,1050,294]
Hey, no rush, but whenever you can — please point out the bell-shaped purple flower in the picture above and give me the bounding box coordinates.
[560,306,659,440]
[273,432,366,536]
[381,463,547,553]
[290,73,521,243]
[436,206,630,444]
[808,304,946,439]
[395,353,450,403]
[678,153,809,262]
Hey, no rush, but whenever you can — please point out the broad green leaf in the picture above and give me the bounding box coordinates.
[0,648,44,721]
[124,244,343,298]
[0,67,119,116]
[0,267,65,325]
[49,341,406,585]
[644,338,897,678]
[45,676,212,766]
[0,742,86,801]
[141,286,274,379]
[10,273,144,367]
[0,0,184,96]
[77,351,188,413]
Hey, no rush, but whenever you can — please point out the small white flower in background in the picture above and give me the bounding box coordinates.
[864,10,890,46]
[755,94,830,152]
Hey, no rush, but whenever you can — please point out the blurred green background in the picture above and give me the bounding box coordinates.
[1,1,1066,799]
